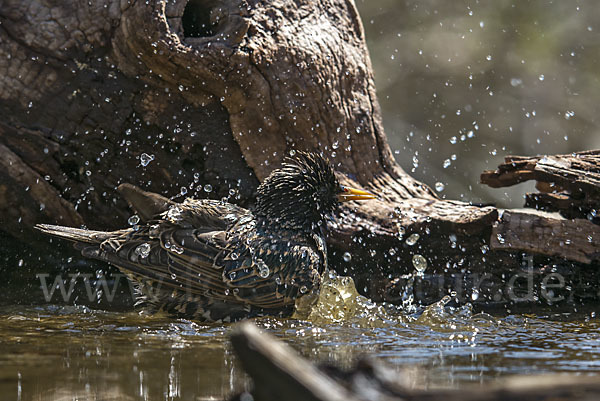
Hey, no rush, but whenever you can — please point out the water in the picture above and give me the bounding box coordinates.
[1,275,599,400]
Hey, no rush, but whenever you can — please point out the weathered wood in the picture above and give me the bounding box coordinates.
[230,321,600,401]
[230,321,360,401]
[481,150,600,221]
[491,210,600,264]
[0,0,497,285]
[2,0,599,307]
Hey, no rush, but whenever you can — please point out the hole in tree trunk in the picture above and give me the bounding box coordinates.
[182,0,215,37]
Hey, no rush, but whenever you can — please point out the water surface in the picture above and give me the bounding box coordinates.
[2,285,599,401]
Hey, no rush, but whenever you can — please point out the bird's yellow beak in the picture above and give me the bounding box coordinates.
[337,185,377,202]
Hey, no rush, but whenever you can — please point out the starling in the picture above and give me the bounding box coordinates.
[35,152,375,322]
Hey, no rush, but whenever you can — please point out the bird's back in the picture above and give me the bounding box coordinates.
[36,198,325,322]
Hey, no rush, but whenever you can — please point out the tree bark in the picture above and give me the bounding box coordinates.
[0,0,496,281]
[5,0,599,309]
[481,150,600,222]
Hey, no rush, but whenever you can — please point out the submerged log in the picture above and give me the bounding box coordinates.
[230,321,600,401]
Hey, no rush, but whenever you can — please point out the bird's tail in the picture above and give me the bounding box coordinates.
[35,224,116,244]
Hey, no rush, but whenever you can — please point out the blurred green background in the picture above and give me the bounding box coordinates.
[357,0,600,207]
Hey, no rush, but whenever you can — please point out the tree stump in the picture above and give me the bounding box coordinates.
[3,1,599,307]
[0,0,497,290]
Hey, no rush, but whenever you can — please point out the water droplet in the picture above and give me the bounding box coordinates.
[413,254,427,273]
[134,243,151,258]
[538,74,545,81]
[204,184,212,193]
[299,285,308,294]
[254,258,270,278]
[167,206,182,221]
[275,277,282,285]
[128,215,140,225]
[397,225,406,239]
[510,78,522,87]
[230,252,239,260]
[332,141,339,149]
[406,233,420,246]
[258,267,270,278]
[180,186,188,196]
[435,182,445,192]
[289,149,296,156]
[449,136,457,144]
[480,244,489,254]
[496,233,505,244]
[170,244,184,254]
[343,252,351,262]
[228,271,237,280]
[140,153,155,167]
[443,159,451,168]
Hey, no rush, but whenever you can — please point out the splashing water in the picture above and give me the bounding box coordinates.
[293,271,400,326]
[292,270,484,330]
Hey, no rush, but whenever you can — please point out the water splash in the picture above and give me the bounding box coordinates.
[293,270,496,334]
[293,271,401,327]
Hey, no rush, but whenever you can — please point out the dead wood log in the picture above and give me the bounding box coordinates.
[481,150,600,222]
[0,0,497,290]
[230,321,600,401]
[491,210,600,264]
[230,321,360,401]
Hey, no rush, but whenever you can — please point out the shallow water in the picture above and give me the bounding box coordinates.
[1,275,599,401]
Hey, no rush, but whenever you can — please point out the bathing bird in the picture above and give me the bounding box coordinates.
[36,152,375,322]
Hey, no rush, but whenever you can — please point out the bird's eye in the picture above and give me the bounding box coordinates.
[340,185,349,193]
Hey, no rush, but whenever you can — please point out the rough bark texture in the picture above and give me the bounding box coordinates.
[481,150,600,222]
[0,0,497,291]
[2,0,599,308]
[491,210,600,265]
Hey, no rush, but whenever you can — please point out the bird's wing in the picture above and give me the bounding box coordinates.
[100,227,323,310]
[80,225,234,300]
[79,198,250,301]
[161,198,250,231]
[117,184,174,221]
[221,240,323,309]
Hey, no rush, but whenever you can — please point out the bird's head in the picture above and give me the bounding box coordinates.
[254,151,375,232]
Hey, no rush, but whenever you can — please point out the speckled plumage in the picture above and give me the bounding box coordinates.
[36,152,356,322]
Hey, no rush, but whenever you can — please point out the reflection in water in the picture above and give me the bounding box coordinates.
[0,274,599,400]
[0,307,249,400]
